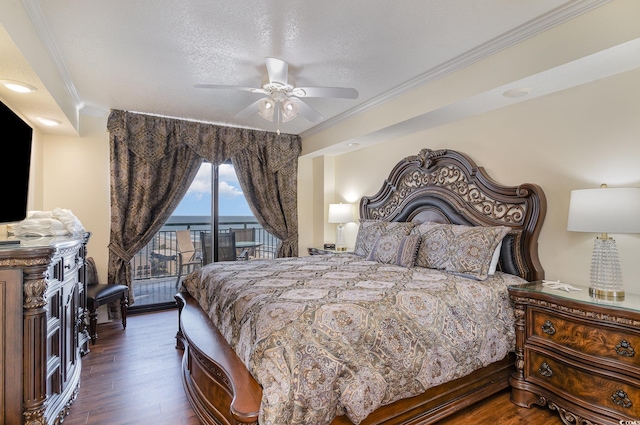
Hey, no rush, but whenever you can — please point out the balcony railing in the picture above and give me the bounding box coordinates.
[131,218,280,281]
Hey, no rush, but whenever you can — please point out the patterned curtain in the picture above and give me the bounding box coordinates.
[106,110,301,301]
[230,132,300,257]
[107,111,203,303]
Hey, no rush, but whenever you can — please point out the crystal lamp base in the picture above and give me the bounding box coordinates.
[589,236,625,301]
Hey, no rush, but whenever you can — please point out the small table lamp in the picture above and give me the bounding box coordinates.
[328,203,353,251]
[567,184,640,300]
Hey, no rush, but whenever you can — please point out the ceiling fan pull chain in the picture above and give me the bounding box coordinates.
[276,103,281,135]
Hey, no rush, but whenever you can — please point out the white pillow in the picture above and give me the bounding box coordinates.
[488,241,502,275]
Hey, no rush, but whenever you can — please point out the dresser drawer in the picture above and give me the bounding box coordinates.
[526,348,640,419]
[48,248,80,285]
[529,307,640,376]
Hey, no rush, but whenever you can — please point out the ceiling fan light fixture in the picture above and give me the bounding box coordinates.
[280,98,299,122]
[196,57,357,128]
[258,97,275,121]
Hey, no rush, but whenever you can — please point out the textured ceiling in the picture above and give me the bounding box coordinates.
[0,0,620,138]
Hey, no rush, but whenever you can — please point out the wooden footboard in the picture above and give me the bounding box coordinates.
[176,291,515,425]
[176,292,261,425]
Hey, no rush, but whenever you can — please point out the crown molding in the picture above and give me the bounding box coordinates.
[301,0,611,140]
[21,0,83,111]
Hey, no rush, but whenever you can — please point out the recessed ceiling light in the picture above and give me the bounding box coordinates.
[1,80,37,93]
[37,117,61,126]
[348,143,359,147]
[502,87,533,98]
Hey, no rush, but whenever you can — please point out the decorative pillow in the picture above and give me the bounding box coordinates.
[353,220,414,257]
[415,223,510,280]
[411,222,447,236]
[367,233,421,267]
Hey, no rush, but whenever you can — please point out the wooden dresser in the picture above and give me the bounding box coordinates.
[509,281,640,425]
[0,233,90,425]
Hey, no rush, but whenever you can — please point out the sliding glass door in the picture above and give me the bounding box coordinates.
[129,161,273,311]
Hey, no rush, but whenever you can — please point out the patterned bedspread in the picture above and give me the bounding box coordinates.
[182,254,524,425]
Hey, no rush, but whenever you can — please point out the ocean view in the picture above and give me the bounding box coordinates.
[161,214,276,247]
[162,215,260,231]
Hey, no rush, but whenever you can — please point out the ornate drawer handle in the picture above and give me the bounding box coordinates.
[539,362,553,378]
[611,390,632,408]
[541,320,556,335]
[615,340,636,357]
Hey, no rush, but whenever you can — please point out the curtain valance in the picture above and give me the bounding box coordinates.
[107,109,301,170]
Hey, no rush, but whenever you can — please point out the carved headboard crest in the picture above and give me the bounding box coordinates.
[416,148,447,168]
[360,148,547,281]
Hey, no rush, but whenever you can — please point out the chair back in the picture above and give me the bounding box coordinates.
[176,230,196,263]
[200,232,237,263]
[86,256,99,286]
[230,227,255,242]
[200,232,212,265]
[218,232,236,262]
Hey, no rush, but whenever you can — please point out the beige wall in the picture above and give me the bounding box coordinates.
[41,115,111,282]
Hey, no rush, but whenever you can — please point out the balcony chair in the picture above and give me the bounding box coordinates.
[85,257,128,345]
[200,232,212,265]
[201,231,238,263]
[175,229,202,288]
[229,227,255,260]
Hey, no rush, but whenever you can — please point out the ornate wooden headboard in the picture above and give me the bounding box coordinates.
[360,148,547,281]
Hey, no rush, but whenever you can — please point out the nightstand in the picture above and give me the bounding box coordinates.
[508,282,640,425]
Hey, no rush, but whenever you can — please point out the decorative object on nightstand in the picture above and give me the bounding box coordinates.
[509,282,640,424]
[567,184,640,301]
[328,203,353,251]
[308,247,336,255]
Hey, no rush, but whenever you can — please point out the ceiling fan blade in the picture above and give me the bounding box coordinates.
[194,84,267,94]
[235,99,263,119]
[292,86,359,99]
[265,57,289,85]
[296,99,324,122]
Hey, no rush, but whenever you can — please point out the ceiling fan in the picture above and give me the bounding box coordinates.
[195,57,358,133]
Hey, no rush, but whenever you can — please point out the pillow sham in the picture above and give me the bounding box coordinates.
[415,223,510,280]
[367,233,421,267]
[353,220,414,257]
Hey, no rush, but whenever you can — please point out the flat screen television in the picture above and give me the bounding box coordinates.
[0,100,33,224]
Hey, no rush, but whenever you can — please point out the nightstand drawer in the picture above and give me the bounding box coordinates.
[526,348,640,419]
[530,307,640,375]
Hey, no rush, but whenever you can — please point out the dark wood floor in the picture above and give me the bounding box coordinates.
[65,309,561,425]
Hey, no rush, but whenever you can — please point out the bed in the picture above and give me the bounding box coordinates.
[175,148,547,425]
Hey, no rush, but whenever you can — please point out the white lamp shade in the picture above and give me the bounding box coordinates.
[567,187,640,234]
[328,203,353,224]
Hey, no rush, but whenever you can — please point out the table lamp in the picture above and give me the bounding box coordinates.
[567,184,640,300]
[328,203,353,251]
